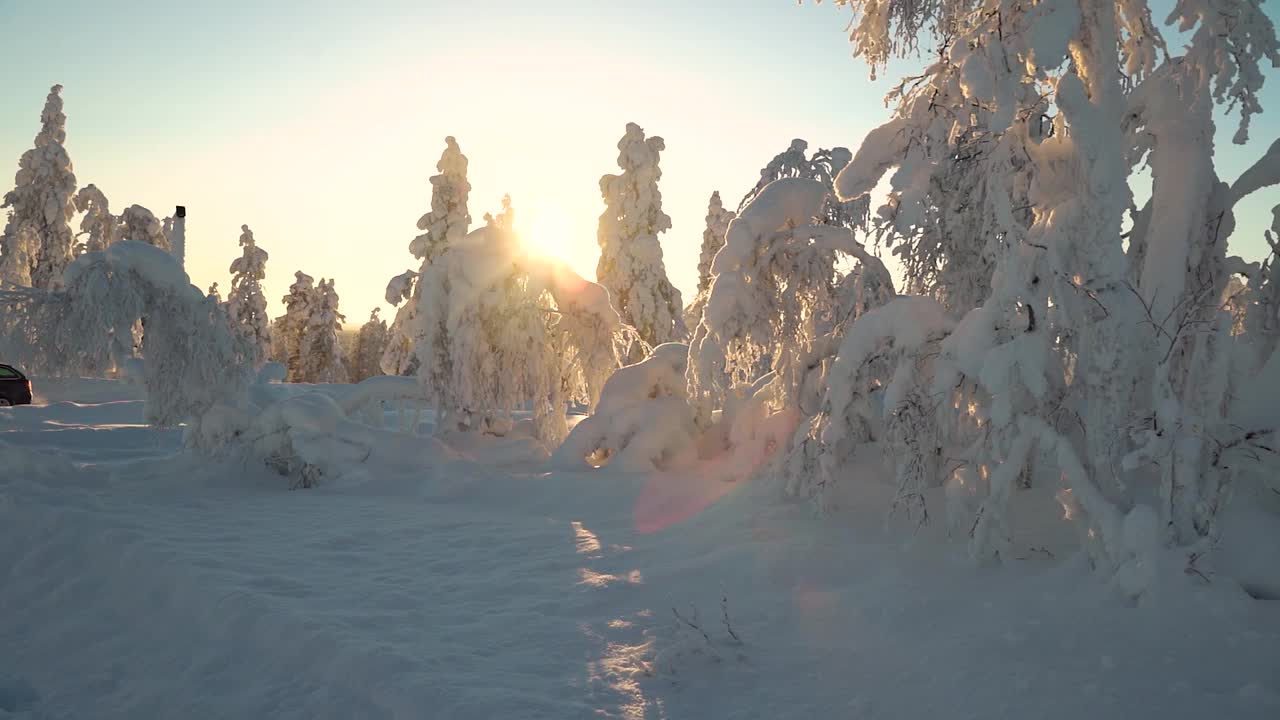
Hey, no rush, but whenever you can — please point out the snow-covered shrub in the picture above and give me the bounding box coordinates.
[551,343,696,471]
[0,85,78,290]
[226,225,271,366]
[597,123,684,353]
[382,136,472,376]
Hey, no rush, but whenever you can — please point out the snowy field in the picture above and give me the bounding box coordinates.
[0,379,1277,720]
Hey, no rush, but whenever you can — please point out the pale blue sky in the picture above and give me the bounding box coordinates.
[1,1,1276,322]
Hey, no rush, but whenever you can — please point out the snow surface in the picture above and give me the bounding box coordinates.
[2,378,1279,719]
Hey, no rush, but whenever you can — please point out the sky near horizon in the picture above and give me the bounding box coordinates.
[1,1,1278,325]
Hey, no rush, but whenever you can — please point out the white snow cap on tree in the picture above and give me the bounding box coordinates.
[226,224,272,366]
[597,122,684,352]
[0,84,78,289]
[118,205,169,250]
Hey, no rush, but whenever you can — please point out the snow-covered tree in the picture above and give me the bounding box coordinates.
[57,240,254,425]
[597,122,684,354]
[350,308,389,383]
[414,221,627,445]
[72,184,119,256]
[382,136,473,376]
[226,224,271,365]
[793,0,1280,588]
[298,278,347,384]
[683,191,737,330]
[207,282,222,304]
[277,271,316,382]
[0,85,78,290]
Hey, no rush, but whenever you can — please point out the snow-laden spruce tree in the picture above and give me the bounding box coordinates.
[207,282,222,304]
[298,278,347,384]
[277,271,316,382]
[226,224,271,366]
[350,308,389,382]
[0,85,78,290]
[597,123,684,353]
[736,139,868,232]
[72,184,119,256]
[802,0,1280,588]
[118,205,170,250]
[382,136,472,376]
[683,191,736,330]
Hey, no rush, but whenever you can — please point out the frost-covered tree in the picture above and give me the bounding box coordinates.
[350,308,389,382]
[277,271,316,382]
[382,136,473,376]
[118,205,169,250]
[226,224,271,366]
[207,282,222,304]
[57,240,254,425]
[683,191,737,330]
[597,122,684,353]
[72,184,119,256]
[795,0,1280,588]
[0,85,78,290]
[298,278,347,384]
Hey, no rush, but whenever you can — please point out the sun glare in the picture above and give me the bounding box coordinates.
[519,206,578,265]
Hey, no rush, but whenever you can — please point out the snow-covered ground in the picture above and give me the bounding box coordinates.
[2,380,1278,719]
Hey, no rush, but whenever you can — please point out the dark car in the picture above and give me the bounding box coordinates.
[0,364,33,406]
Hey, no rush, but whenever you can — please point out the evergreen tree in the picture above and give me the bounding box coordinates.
[596,122,683,354]
[226,224,272,366]
[0,85,78,289]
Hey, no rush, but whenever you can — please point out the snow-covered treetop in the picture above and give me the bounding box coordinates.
[409,136,472,262]
[696,191,735,294]
[34,84,67,148]
[738,138,865,231]
[229,224,268,281]
[73,184,118,255]
[600,123,672,239]
[484,194,514,230]
[118,205,169,250]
